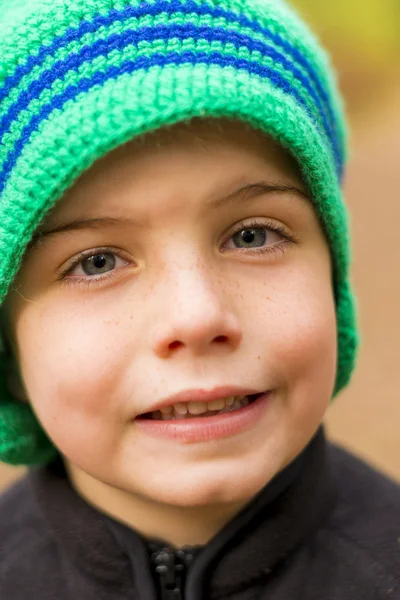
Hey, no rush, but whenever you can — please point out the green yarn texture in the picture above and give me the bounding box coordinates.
[0,0,358,465]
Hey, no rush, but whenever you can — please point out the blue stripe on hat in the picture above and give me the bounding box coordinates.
[0,23,338,164]
[0,0,340,151]
[0,50,341,195]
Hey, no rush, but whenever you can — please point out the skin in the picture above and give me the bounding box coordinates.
[4,118,337,547]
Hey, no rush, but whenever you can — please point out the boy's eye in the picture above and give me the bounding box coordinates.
[81,252,116,275]
[225,224,283,250]
[232,227,267,248]
[66,251,127,278]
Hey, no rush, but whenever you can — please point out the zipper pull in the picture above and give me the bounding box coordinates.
[153,548,184,600]
[151,545,198,600]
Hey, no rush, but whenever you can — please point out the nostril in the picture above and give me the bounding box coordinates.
[169,340,184,350]
[214,335,228,343]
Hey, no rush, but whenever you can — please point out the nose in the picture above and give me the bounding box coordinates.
[149,262,243,358]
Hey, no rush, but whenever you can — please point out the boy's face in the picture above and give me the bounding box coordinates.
[5,119,336,508]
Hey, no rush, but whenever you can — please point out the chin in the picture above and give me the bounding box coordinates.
[151,484,256,509]
[138,462,275,508]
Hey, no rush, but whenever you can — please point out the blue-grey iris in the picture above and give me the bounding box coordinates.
[82,253,116,275]
[233,228,266,248]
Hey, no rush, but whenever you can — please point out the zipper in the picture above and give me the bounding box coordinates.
[150,543,198,600]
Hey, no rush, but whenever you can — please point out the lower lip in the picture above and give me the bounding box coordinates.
[134,392,271,443]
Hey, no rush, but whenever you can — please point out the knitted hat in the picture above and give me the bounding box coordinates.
[0,0,357,466]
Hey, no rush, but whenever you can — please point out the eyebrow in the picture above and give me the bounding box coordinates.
[30,216,134,246]
[211,181,309,210]
[30,181,309,246]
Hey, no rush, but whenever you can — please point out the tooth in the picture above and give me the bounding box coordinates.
[188,401,208,415]
[241,397,249,406]
[160,412,172,421]
[160,406,173,415]
[152,411,162,420]
[225,396,235,406]
[207,398,226,411]
[232,399,242,410]
[220,402,235,413]
[173,403,188,415]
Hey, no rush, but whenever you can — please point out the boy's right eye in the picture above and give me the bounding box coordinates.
[80,252,118,276]
[61,248,129,280]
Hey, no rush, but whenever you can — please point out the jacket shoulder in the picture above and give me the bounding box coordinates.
[0,473,62,598]
[0,474,44,553]
[323,443,400,589]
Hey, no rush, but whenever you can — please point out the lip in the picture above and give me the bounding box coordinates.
[136,385,264,417]
[134,391,271,443]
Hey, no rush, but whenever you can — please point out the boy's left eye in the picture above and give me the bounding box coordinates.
[223,221,286,251]
[229,227,275,249]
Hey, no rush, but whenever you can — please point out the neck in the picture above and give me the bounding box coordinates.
[65,463,247,547]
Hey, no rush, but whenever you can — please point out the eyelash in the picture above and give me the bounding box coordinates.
[58,246,128,288]
[224,218,295,256]
[58,219,296,288]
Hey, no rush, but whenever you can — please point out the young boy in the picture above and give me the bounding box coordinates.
[0,0,399,598]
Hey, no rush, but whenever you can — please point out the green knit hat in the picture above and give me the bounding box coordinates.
[0,0,357,466]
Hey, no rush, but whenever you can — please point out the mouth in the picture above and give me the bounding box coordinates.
[134,391,271,443]
[137,393,264,421]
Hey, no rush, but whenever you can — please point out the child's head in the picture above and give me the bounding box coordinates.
[0,0,357,519]
[3,117,337,508]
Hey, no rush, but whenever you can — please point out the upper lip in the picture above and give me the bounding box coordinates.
[138,386,264,416]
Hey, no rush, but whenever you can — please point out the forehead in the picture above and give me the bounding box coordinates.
[92,117,302,176]
[41,118,306,226]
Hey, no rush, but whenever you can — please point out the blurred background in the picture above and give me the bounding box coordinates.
[291,0,400,480]
[0,0,399,490]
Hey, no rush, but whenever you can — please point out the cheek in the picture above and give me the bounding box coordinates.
[275,287,336,384]
[241,261,337,466]
[248,263,337,399]
[274,284,337,440]
[14,301,133,458]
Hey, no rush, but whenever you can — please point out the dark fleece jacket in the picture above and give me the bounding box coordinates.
[0,427,399,600]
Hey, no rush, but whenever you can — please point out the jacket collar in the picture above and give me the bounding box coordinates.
[29,426,335,599]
